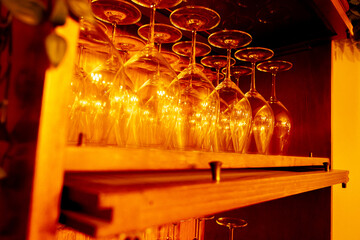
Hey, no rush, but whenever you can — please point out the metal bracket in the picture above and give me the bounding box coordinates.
[209,161,222,182]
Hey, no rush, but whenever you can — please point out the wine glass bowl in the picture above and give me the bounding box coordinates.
[234,47,275,154]
[207,30,253,153]
[257,60,293,155]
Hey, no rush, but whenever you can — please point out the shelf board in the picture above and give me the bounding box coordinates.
[64,146,329,171]
[60,169,348,237]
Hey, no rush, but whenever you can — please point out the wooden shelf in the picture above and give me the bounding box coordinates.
[60,168,348,237]
[64,146,329,171]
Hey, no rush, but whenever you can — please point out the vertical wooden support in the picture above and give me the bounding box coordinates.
[28,18,79,240]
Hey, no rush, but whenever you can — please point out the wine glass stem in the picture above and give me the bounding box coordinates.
[194,218,200,240]
[78,45,84,68]
[225,48,231,82]
[190,30,197,67]
[270,72,277,102]
[111,22,117,43]
[250,62,256,92]
[148,5,156,47]
[216,68,220,86]
[229,227,234,240]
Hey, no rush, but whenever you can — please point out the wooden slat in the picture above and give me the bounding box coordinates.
[64,146,329,171]
[330,0,353,36]
[60,169,348,237]
[312,0,353,38]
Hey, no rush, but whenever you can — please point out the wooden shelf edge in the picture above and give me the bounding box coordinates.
[60,169,348,237]
[64,146,329,171]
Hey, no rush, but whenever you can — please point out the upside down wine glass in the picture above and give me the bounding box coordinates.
[234,47,275,154]
[208,30,253,153]
[68,16,130,146]
[216,217,248,240]
[86,1,143,146]
[257,60,293,155]
[170,5,221,151]
[124,0,182,148]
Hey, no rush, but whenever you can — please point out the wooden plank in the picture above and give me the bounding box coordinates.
[312,0,353,38]
[330,0,353,36]
[60,169,348,237]
[64,146,329,171]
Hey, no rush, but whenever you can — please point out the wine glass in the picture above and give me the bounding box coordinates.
[123,0,182,148]
[68,17,130,146]
[221,65,252,87]
[201,55,235,87]
[91,0,142,44]
[234,47,275,154]
[216,217,248,240]
[170,5,221,151]
[208,30,252,153]
[257,60,293,155]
